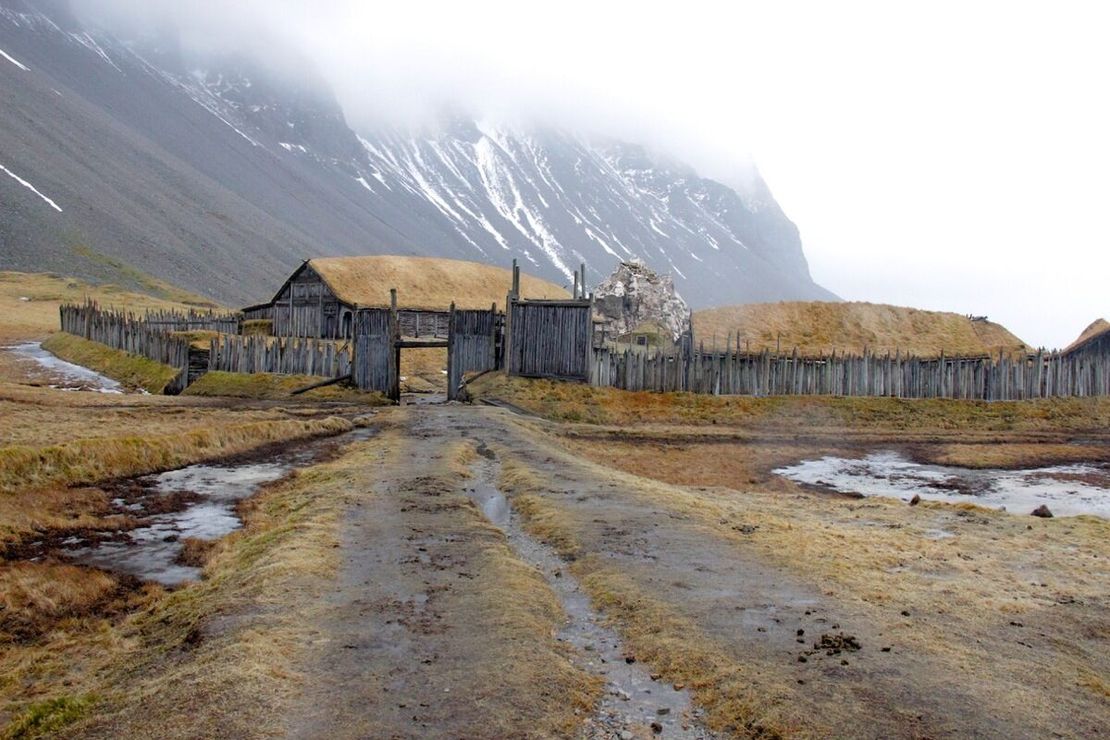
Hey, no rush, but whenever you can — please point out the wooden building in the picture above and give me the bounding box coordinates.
[255,256,570,340]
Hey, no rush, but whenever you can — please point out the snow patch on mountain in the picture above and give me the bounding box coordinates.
[0,163,63,212]
[0,45,27,69]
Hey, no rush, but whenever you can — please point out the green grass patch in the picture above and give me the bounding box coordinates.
[41,333,180,394]
[184,371,388,403]
[2,694,97,739]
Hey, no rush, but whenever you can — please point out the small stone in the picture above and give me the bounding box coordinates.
[909,494,921,506]
[797,655,808,663]
[881,646,892,652]
[1010,621,1024,627]
[796,628,805,636]
[624,655,637,664]
[657,708,671,716]
[619,731,633,740]
[901,610,910,617]
[673,683,685,691]
[1031,505,1054,518]
[650,673,661,681]
[840,660,849,666]
[651,721,663,734]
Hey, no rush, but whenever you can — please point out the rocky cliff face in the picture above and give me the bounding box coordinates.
[592,261,692,344]
[0,0,838,308]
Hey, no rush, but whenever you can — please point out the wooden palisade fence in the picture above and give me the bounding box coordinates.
[60,303,193,393]
[208,334,353,378]
[142,308,242,333]
[591,345,1110,400]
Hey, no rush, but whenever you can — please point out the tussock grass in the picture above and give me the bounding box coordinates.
[183,371,387,403]
[0,383,293,450]
[2,431,373,738]
[40,333,179,393]
[0,416,351,495]
[0,417,352,546]
[471,373,1110,432]
[0,563,120,640]
[692,300,1028,357]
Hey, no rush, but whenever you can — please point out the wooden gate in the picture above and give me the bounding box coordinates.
[506,299,592,380]
[447,305,500,400]
[352,308,398,400]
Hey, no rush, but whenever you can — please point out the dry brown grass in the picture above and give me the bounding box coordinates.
[69,428,597,738]
[693,301,1029,357]
[0,563,121,639]
[183,371,388,403]
[0,417,352,547]
[916,442,1110,469]
[0,416,351,495]
[0,383,297,449]
[0,434,369,738]
[502,462,793,736]
[499,428,1110,738]
[309,255,569,310]
[471,373,1110,434]
[0,271,214,343]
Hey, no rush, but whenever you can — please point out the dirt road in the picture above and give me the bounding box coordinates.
[283,404,1109,738]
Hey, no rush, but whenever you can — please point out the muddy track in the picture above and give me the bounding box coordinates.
[284,405,1108,738]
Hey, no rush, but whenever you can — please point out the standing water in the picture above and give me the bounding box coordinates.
[466,449,714,739]
[64,428,375,585]
[3,341,125,392]
[775,451,1110,518]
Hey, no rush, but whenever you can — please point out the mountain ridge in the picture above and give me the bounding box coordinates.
[1,0,837,308]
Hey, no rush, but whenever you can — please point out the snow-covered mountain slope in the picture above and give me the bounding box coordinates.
[0,0,836,307]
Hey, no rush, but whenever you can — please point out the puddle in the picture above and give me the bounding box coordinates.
[466,454,713,738]
[402,392,447,406]
[3,341,125,392]
[63,427,376,585]
[775,451,1110,518]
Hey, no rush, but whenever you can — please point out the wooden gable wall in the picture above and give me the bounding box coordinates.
[271,264,354,339]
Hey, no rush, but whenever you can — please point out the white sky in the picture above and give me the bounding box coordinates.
[87,0,1110,348]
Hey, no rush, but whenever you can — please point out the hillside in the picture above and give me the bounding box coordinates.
[0,1,835,308]
[692,301,1029,357]
[0,270,216,342]
[306,256,568,311]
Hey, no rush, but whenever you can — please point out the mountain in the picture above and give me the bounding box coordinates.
[0,0,837,308]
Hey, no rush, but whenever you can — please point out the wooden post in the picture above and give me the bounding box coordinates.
[446,302,456,400]
[573,271,579,300]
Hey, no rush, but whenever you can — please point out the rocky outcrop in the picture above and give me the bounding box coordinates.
[593,261,692,344]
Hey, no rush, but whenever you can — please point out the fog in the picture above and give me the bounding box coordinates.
[74,0,1107,349]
